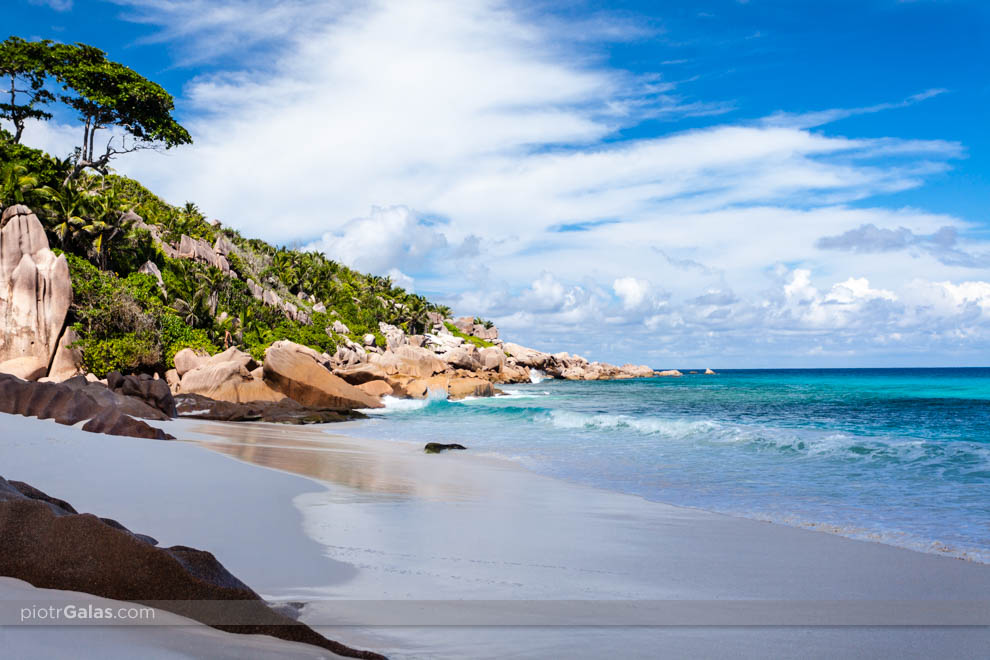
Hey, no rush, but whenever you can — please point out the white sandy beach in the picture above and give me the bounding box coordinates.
[2,412,990,659]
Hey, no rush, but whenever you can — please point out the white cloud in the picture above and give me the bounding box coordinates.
[613,277,652,310]
[302,206,447,275]
[13,0,990,366]
[28,0,73,11]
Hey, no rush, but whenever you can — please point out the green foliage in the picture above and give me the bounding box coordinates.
[158,313,217,368]
[73,332,160,378]
[0,37,57,143]
[6,98,473,373]
[65,253,218,375]
[0,136,68,202]
[67,254,161,375]
[243,312,337,362]
[445,321,495,348]
[1,37,192,182]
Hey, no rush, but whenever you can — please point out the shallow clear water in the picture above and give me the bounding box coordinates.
[342,369,990,562]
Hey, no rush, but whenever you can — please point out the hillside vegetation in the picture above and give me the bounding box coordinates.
[1,134,452,377]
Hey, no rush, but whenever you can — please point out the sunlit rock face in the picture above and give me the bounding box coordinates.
[0,205,71,381]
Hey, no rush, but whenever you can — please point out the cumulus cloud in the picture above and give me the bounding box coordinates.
[13,0,989,366]
[612,277,652,310]
[302,206,447,275]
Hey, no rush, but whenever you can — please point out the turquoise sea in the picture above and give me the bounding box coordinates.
[346,369,990,562]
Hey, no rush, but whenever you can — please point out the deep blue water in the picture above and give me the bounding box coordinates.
[345,369,990,561]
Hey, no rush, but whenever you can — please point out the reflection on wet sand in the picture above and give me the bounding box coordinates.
[185,422,482,502]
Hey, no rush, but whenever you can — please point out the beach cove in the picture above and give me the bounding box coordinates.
[2,408,989,659]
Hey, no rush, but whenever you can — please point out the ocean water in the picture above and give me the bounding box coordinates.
[342,369,990,562]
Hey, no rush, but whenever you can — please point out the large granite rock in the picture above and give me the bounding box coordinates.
[137,260,167,296]
[175,393,364,424]
[335,362,388,385]
[478,346,505,372]
[106,372,177,418]
[501,343,552,370]
[179,349,285,404]
[177,234,229,273]
[391,374,494,400]
[619,364,655,379]
[442,346,482,371]
[370,345,446,379]
[263,340,382,409]
[0,374,173,439]
[46,327,84,382]
[452,316,498,341]
[213,234,236,257]
[0,356,47,381]
[61,375,171,421]
[379,322,407,350]
[173,347,209,377]
[0,477,383,659]
[357,380,394,397]
[447,376,495,399]
[0,205,71,380]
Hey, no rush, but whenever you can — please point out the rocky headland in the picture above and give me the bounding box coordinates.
[0,202,708,435]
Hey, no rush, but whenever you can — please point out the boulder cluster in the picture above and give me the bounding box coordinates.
[167,315,683,413]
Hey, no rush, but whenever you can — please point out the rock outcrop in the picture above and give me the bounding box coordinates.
[45,327,83,382]
[106,371,177,418]
[357,380,393,397]
[0,477,384,659]
[177,348,285,404]
[263,340,383,410]
[0,205,71,382]
[424,442,467,453]
[370,345,446,380]
[137,260,167,296]
[177,234,230,273]
[452,316,498,341]
[335,362,389,385]
[0,374,173,440]
[174,393,365,424]
[173,347,209,377]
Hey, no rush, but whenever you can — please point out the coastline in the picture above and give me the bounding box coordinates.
[3,411,990,658]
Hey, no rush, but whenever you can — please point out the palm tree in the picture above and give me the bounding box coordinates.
[82,182,134,269]
[405,297,430,335]
[0,163,39,207]
[38,182,90,250]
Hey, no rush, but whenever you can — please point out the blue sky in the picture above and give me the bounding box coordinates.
[8,0,990,367]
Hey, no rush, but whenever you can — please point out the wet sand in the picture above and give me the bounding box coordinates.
[2,412,990,658]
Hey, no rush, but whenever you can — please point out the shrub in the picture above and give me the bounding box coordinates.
[74,332,160,376]
[158,313,217,368]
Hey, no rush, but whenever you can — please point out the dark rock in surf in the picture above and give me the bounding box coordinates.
[424,442,467,454]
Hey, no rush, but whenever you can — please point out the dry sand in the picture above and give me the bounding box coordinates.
[2,413,989,658]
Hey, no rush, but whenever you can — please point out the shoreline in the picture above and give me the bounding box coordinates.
[3,412,990,658]
[344,392,990,566]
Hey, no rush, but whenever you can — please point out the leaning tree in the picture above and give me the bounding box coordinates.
[0,37,191,182]
[52,43,192,183]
